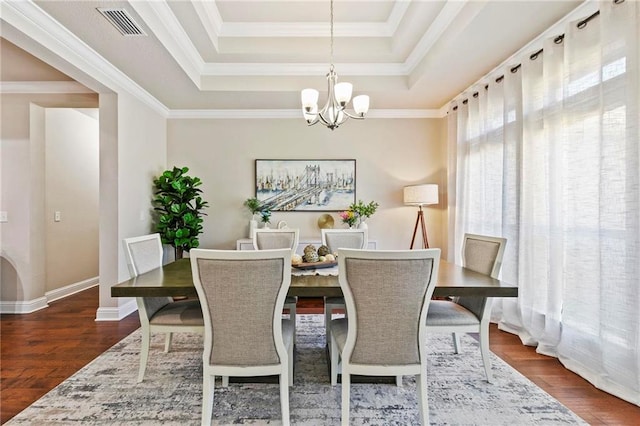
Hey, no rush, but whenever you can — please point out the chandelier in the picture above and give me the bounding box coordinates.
[300,0,370,130]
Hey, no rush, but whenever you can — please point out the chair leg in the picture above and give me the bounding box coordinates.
[479,325,493,383]
[201,373,214,426]
[341,370,350,426]
[452,332,461,354]
[137,328,151,383]
[416,367,429,425]
[324,304,332,352]
[290,304,297,345]
[280,371,291,426]
[330,332,339,386]
[164,332,173,353]
[287,337,294,387]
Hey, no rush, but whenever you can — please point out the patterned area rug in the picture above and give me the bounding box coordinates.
[7,315,585,425]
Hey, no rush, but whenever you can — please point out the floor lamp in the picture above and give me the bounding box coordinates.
[403,184,438,249]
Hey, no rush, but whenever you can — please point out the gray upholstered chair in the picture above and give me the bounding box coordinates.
[426,233,507,383]
[330,248,440,425]
[252,228,299,343]
[123,234,204,382]
[320,228,368,351]
[190,248,294,426]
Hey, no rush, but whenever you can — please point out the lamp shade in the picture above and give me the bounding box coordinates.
[403,184,438,206]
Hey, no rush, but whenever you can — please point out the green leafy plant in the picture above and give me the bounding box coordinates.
[349,200,379,220]
[259,208,272,225]
[243,197,262,216]
[153,166,209,259]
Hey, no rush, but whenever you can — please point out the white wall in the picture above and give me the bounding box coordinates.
[167,117,448,258]
[45,108,99,292]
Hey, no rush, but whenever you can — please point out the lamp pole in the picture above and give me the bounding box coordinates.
[409,205,429,249]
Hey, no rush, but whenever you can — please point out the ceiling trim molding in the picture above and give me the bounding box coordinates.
[192,1,221,51]
[167,108,444,120]
[0,81,95,94]
[201,62,405,76]
[1,0,168,116]
[129,1,204,84]
[386,0,412,35]
[219,22,392,38]
[404,0,468,73]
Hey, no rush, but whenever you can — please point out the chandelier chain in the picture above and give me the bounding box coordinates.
[330,0,334,68]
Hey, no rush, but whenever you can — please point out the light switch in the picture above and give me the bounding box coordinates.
[0,211,7,223]
[54,211,61,222]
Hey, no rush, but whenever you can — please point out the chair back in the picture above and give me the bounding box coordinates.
[338,248,440,366]
[458,233,507,318]
[253,229,300,253]
[190,248,292,367]
[123,233,164,276]
[321,228,368,253]
[123,234,173,322]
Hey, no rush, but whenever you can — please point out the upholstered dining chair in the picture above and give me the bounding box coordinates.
[426,233,507,383]
[320,228,368,350]
[123,234,204,382]
[330,248,440,425]
[190,248,294,426]
[252,228,299,343]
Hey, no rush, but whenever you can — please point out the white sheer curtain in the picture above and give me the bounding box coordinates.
[448,0,639,405]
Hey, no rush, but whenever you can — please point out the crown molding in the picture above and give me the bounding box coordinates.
[129,1,204,85]
[201,62,405,76]
[166,108,444,120]
[404,0,468,73]
[1,0,168,116]
[0,81,95,94]
[192,0,221,51]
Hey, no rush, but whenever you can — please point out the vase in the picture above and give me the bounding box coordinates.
[359,220,368,230]
[249,219,258,237]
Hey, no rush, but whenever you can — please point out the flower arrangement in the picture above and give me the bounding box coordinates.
[339,210,359,228]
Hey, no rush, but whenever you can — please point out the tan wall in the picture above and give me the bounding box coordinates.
[44,108,99,292]
[0,93,98,303]
[167,117,449,259]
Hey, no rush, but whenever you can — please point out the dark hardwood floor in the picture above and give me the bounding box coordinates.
[1,289,639,424]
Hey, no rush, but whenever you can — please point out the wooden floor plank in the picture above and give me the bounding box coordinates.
[2,292,639,424]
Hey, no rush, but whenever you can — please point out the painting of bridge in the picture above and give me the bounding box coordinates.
[255,159,356,211]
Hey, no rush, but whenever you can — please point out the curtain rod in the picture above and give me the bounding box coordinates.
[451,0,624,112]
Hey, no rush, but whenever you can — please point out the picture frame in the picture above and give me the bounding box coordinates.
[255,159,356,212]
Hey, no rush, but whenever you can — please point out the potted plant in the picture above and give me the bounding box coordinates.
[153,166,209,259]
[349,200,379,228]
[259,208,272,228]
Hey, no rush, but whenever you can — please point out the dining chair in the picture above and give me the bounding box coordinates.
[426,233,507,383]
[320,228,368,351]
[252,228,299,343]
[330,248,440,425]
[123,234,204,382]
[190,248,294,426]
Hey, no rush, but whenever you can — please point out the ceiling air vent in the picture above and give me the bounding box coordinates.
[97,8,147,36]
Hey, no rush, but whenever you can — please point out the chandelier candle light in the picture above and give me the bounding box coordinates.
[300,0,370,130]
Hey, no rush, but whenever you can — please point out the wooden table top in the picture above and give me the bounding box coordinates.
[111,258,518,299]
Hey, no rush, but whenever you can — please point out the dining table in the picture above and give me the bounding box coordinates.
[110,257,518,299]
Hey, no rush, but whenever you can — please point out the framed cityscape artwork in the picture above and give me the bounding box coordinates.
[255,159,356,212]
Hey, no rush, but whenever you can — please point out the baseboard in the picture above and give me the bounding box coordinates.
[0,297,49,314]
[95,298,137,321]
[45,276,99,303]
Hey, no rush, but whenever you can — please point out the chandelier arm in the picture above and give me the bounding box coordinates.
[341,110,366,120]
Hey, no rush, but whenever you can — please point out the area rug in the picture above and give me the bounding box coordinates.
[7,315,585,425]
